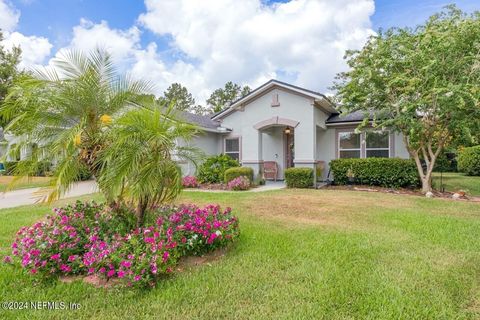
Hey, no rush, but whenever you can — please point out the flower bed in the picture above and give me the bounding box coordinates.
[5,201,239,287]
[227,176,251,191]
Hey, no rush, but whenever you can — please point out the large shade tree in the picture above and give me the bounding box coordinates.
[333,6,480,193]
[1,49,152,201]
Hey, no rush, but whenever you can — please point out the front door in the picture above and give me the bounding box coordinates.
[284,128,294,169]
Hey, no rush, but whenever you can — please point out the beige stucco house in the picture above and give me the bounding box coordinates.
[181,79,410,181]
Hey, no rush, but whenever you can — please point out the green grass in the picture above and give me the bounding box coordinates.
[0,176,51,192]
[432,172,480,196]
[1,190,480,319]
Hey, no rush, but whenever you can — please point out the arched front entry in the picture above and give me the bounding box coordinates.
[252,117,299,180]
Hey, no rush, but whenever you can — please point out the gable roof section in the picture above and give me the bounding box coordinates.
[211,79,337,120]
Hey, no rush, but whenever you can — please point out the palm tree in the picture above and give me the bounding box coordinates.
[0,48,152,202]
[97,104,201,226]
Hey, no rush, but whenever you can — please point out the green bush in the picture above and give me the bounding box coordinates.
[330,158,420,188]
[4,161,18,175]
[224,167,254,183]
[457,146,480,176]
[197,154,240,184]
[284,167,314,188]
[77,163,93,181]
[434,151,457,172]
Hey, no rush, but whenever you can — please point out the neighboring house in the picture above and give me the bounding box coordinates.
[0,79,410,181]
[180,79,409,180]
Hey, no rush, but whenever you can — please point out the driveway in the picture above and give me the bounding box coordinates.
[0,181,98,209]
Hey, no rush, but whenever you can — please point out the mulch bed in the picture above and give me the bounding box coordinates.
[322,184,480,202]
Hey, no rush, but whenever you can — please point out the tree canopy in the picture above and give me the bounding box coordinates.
[206,81,251,113]
[0,29,22,130]
[158,83,196,112]
[333,6,480,192]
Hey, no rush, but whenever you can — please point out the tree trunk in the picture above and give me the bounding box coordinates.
[136,199,147,227]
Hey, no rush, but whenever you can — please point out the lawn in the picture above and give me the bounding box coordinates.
[0,176,51,192]
[432,172,480,196]
[1,189,480,319]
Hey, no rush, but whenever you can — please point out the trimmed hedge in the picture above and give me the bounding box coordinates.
[458,146,480,176]
[224,167,254,183]
[284,167,314,188]
[2,161,52,176]
[330,158,420,188]
[197,154,240,184]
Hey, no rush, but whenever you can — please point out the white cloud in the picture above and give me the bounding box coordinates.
[0,0,53,69]
[138,0,376,95]
[2,31,52,68]
[1,0,376,104]
[0,0,20,32]
[68,19,141,67]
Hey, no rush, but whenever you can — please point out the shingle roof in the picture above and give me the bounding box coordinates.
[326,110,373,124]
[178,111,221,129]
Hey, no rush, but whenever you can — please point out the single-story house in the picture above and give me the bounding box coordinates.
[179,79,409,180]
[0,79,410,181]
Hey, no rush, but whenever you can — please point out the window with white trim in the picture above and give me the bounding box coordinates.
[338,132,361,158]
[225,138,240,161]
[337,130,391,159]
[365,131,390,158]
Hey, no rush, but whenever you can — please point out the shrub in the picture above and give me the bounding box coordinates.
[284,167,314,188]
[182,176,199,188]
[224,167,254,183]
[197,154,239,184]
[227,176,251,191]
[434,151,457,172]
[77,163,93,181]
[165,204,239,256]
[457,146,480,176]
[10,201,107,277]
[4,161,17,175]
[330,158,420,188]
[8,201,239,287]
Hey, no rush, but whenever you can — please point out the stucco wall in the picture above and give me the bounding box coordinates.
[220,87,320,177]
[179,131,222,177]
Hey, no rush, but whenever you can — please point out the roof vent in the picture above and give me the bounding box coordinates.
[271,93,280,107]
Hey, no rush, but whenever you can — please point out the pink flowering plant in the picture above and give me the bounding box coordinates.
[6,201,239,288]
[182,176,199,188]
[164,204,239,256]
[227,176,251,191]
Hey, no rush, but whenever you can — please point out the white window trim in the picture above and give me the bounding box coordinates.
[338,132,361,159]
[365,130,390,158]
[224,137,241,161]
[337,130,391,159]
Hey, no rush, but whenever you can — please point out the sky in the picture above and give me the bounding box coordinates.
[0,0,478,103]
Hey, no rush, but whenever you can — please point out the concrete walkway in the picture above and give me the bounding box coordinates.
[183,181,286,193]
[0,180,286,209]
[0,181,98,210]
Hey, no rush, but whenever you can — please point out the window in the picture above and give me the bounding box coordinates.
[337,130,391,159]
[225,138,240,161]
[366,131,390,158]
[338,132,361,158]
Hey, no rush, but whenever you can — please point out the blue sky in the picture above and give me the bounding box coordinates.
[9,0,478,51]
[1,0,479,100]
